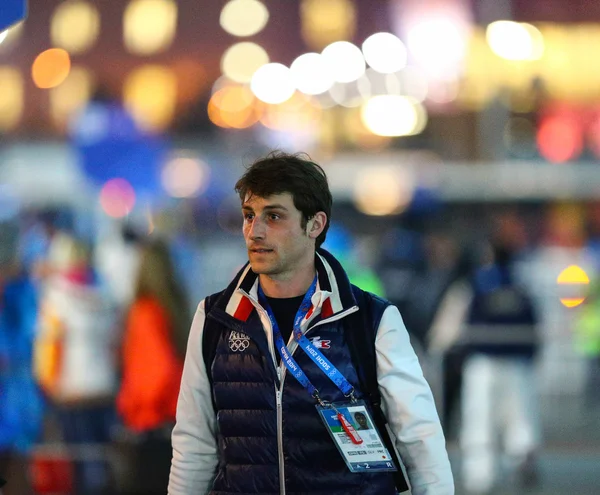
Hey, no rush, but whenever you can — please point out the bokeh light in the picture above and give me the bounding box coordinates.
[362,32,407,74]
[290,53,334,95]
[251,63,295,104]
[99,178,136,218]
[486,21,545,61]
[557,265,590,308]
[407,18,467,77]
[208,84,262,129]
[51,1,100,54]
[124,0,177,55]
[50,66,94,128]
[361,95,427,137]
[353,166,415,216]
[31,49,71,89]
[329,76,370,108]
[162,156,210,198]
[0,30,8,45]
[0,67,23,131]
[321,41,365,83]
[220,0,269,37]
[259,93,321,131]
[537,114,583,163]
[123,65,177,131]
[221,42,269,83]
[300,0,356,50]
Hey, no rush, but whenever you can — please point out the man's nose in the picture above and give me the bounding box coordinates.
[248,217,266,239]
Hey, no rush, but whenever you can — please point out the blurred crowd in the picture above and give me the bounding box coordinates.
[1,200,600,495]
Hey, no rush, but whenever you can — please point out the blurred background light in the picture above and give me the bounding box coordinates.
[328,76,370,108]
[51,1,100,54]
[300,0,356,51]
[259,93,321,130]
[208,84,262,129]
[123,65,177,131]
[0,30,8,44]
[537,113,583,163]
[557,264,590,308]
[220,0,269,37]
[353,166,415,216]
[406,18,467,78]
[251,63,295,104]
[161,156,210,198]
[49,67,94,129]
[31,49,71,89]
[486,21,545,61]
[290,52,334,95]
[124,0,177,55]
[0,67,23,131]
[99,178,136,218]
[361,95,427,136]
[221,42,269,83]
[362,32,407,74]
[321,41,365,83]
[399,66,429,102]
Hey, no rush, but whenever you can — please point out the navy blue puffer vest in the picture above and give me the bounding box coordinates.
[203,251,397,495]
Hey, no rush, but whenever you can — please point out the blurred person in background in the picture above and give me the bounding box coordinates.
[117,238,189,495]
[573,280,600,409]
[0,221,44,495]
[426,246,476,441]
[459,225,541,494]
[34,233,118,495]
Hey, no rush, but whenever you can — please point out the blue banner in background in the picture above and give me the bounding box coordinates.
[0,0,27,32]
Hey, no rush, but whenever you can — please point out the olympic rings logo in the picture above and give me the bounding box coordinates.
[229,331,250,352]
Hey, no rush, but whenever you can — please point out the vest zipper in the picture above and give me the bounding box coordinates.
[276,388,286,495]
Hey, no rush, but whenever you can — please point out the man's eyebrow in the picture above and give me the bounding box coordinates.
[242,203,289,211]
[263,204,288,211]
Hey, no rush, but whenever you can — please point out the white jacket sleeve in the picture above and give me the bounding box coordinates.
[168,300,219,495]
[376,305,454,495]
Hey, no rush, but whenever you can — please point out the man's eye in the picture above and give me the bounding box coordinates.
[269,214,280,220]
[244,213,254,221]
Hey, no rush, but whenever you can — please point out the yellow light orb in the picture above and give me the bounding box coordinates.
[557,265,590,308]
[220,0,269,37]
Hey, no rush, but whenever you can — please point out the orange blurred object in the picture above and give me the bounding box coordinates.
[32,48,71,89]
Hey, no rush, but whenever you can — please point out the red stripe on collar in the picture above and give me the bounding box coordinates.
[233,296,254,322]
[321,298,333,319]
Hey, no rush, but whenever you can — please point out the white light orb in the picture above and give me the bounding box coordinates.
[321,41,365,83]
[361,95,427,137]
[290,52,335,95]
[251,63,295,104]
[362,32,407,74]
[486,21,544,61]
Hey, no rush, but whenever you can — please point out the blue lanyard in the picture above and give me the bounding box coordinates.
[258,277,355,402]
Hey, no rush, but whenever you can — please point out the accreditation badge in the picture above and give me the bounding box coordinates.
[316,400,398,473]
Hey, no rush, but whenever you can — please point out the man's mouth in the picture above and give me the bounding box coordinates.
[250,248,274,254]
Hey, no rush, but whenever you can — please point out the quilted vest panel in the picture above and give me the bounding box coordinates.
[207,307,397,495]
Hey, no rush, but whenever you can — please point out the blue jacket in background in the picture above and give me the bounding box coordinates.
[465,263,539,358]
[0,273,45,453]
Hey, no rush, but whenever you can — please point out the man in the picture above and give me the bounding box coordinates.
[168,152,454,495]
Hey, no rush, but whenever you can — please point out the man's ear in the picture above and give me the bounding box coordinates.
[307,212,327,240]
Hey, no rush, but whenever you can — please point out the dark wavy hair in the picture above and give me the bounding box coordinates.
[234,151,332,248]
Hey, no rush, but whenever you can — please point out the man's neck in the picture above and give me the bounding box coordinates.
[259,266,316,298]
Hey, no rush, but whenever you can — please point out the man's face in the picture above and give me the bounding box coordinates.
[242,192,316,279]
